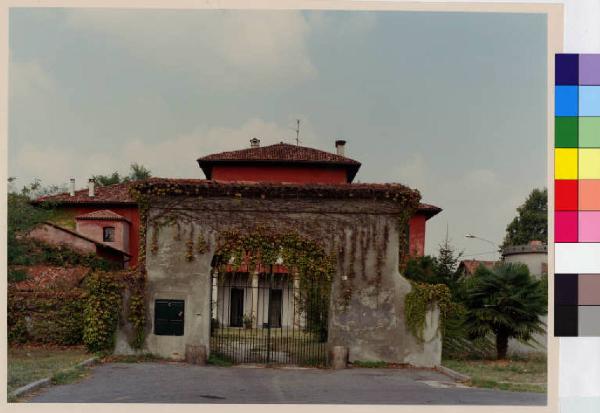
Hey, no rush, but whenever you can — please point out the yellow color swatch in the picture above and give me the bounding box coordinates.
[579,148,600,179]
[555,148,578,179]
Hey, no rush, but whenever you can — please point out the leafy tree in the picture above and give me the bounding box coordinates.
[7,178,62,266]
[92,163,152,186]
[463,262,547,360]
[502,188,547,248]
[403,255,437,284]
[92,171,123,186]
[128,163,152,180]
[403,237,463,293]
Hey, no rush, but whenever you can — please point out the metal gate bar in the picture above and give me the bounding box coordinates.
[210,268,329,366]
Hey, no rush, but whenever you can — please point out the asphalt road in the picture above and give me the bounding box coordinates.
[26,362,546,405]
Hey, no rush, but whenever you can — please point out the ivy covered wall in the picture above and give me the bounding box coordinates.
[116,185,442,366]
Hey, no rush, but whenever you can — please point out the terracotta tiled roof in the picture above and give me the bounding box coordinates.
[417,202,442,219]
[134,178,421,203]
[33,179,441,214]
[197,143,362,181]
[198,142,361,164]
[12,265,90,291]
[458,259,498,276]
[76,209,131,223]
[33,182,136,205]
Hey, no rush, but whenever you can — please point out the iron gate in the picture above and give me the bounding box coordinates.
[210,270,329,366]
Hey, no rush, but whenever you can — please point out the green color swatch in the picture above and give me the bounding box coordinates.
[555,117,579,148]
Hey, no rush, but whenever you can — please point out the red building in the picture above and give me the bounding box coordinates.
[34,139,440,265]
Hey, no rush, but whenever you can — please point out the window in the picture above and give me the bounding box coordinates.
[154,300,184,336]
[103,226,115,242]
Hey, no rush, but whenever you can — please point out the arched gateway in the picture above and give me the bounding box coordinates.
[209,229,333,365]
[114,178,443,368]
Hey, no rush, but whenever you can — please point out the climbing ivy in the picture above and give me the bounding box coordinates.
[127,179,422,349]
[215,227,335,282]
[404,281,452,343]
[83,271,123,353]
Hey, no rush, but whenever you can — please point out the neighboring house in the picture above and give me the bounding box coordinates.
[501,240,548,356]
[502,240,548,279]
[34,139,443,366]
[456,259,498,277]
[32,182,140,268]
[27,221,131,267]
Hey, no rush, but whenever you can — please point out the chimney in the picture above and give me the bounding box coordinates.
[250,138,261,148]
[88,178,95,197]
[69,178,75,196]
[335,140,346,156]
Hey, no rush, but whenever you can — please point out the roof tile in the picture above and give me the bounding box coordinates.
[198,142,360,165]
[76,209,131,222]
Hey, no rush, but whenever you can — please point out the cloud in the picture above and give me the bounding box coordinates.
[392,153,428,190]
[388,152,530,259]
[9,60,56,102]
[64,9,316,89]
[307,11,377,37]
[11,118,319,188]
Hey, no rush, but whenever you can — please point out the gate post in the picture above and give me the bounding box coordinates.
[186,344,207,365]
[251,271,259,328]
[211,270,218,321]
[329,346,349,369]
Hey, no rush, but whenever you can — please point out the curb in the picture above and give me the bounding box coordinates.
[8,356,99,400]
[436,365,471,383]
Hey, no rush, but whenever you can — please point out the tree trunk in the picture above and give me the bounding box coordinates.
[496,333,509,360]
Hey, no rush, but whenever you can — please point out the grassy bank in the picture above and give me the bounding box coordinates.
[443,356,547,393]
[8,345,90,395]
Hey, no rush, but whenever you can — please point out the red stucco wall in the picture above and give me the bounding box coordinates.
[211,165,348,184]
[408,214,427,257]
[76,219,130,254]
[67,206,140,267]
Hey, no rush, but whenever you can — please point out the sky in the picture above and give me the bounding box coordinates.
[8,8,547,260]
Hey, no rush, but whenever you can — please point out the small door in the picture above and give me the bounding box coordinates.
[268,289,283,328]
[229,288,244,327]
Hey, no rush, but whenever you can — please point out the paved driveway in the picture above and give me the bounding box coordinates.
[27,362,546,405]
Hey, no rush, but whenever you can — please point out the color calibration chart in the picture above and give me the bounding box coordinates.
[555,54,600,336]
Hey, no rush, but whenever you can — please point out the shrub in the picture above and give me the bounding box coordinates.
[7,290,86,345]
[464,263,547,360]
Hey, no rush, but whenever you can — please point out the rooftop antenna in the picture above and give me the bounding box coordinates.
[294,119,301,145]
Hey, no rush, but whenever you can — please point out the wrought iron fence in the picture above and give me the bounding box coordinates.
[210,270,329,366]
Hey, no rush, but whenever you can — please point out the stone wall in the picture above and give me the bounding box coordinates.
[115,196,441,366]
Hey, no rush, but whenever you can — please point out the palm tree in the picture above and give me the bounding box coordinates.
[464,262,547,360]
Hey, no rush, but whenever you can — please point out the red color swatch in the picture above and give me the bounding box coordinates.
[556,180,579,210]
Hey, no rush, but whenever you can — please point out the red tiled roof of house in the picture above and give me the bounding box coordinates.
[33,179,441,214]
[12,265,90,291]
[458,259,498,276]
[76,209,131,223]
[33,181,136,205]
[198,142,361,164]
[416,202,442,219]
[197,143,362,181]
[134,178,420,203]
